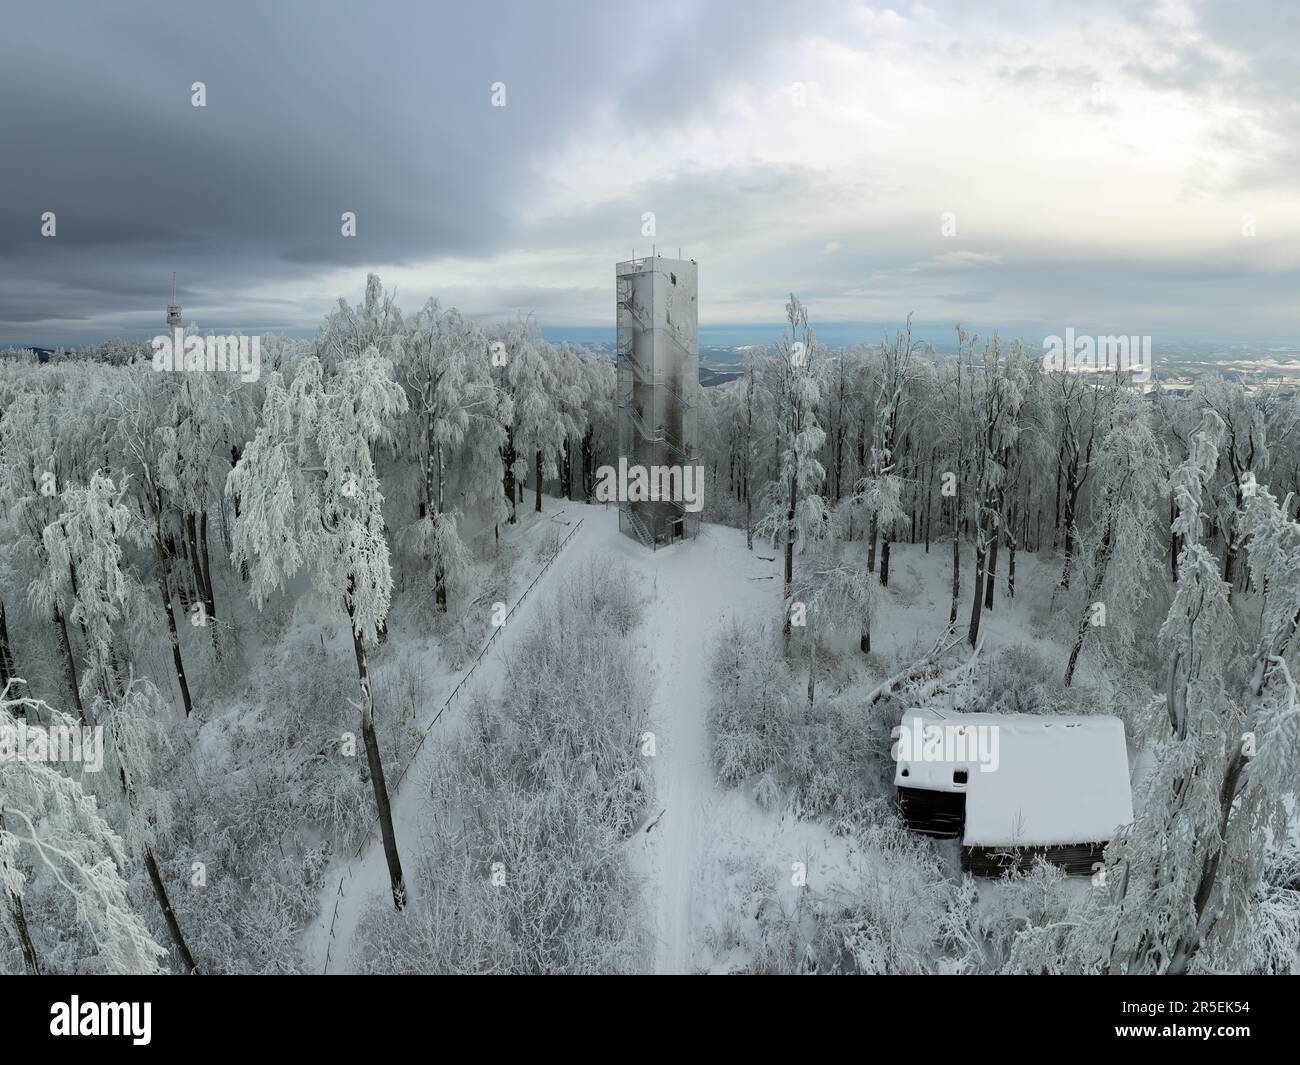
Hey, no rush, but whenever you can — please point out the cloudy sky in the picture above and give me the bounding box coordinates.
[3,0,1297,347]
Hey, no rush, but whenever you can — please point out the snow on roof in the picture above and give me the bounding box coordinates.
[893,709,1133,848]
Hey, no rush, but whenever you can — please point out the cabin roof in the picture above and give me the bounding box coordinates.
[893,710,1134,848]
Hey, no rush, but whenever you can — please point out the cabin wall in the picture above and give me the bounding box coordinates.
[896,786,965,839]
[961,843,1107,878]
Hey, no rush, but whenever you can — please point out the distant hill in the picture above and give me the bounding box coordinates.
[700,367,743,388]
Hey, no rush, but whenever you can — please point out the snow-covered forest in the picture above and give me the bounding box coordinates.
[2,278,1297,975]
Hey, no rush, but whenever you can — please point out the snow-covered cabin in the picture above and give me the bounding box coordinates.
[893,709,1133,876]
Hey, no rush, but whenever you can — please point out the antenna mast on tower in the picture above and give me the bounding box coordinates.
[167,272,182,333]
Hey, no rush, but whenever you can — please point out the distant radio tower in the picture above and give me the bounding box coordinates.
[167,273,182,339]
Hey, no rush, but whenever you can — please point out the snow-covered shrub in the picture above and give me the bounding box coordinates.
[708,619,885,825]
[536,525,561,562]
[708,618,793,785]
[1245,830,1300,975]
[700,806,969,975]
[810,816,966,974]
[785,691,883,827]
[369,647,426,770]
[355,568,652,973]
[562,553,646,638]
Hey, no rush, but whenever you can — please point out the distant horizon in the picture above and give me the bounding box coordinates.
[11,317,1298,356]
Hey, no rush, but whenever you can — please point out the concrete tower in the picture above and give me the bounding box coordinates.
[166,272,182,350]
[615,254,700,547]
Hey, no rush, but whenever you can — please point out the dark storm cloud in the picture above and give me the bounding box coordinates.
[0,0,679,341]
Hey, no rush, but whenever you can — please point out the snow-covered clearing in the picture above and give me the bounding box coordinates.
[301,491,1142,975]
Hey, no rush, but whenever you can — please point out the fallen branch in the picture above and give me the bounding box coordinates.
[864,627,970,706]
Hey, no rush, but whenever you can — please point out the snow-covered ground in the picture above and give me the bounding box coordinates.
[304,503,1121,975]
[624,522,782,973]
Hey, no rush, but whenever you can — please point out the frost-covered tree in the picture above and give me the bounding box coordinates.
[792,538,875,702]
[964,335,1028,648]
[227,352,410,909]
[40,471,144,705]
[577,352,616,502]
[505,324,566,515]
[89,676,198,972]
[157,366,236,652]
[1091,409,1297,974]
[0,383,87,717]
[397,301,511,609]
[316,273,404,377]
[115,369,196,716]
[1063,410,1166,686]
[1051,365,1122,589]
[757,296,826,643]
[1193,375,1279,598]
[1242,486,1300,694]
[863,316,921,586]
[1,683,166,974]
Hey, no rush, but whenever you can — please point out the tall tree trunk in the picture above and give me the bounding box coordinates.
[143,848,199,973]
[1053,440,1065,548]
[197,510,220,657]
[0,813,40,975]
[1007,534,1017,600]
[8,889,39,974]
[581,427,595,501]
[0,596,14,692]
[1170,496,1180,582]
[153,496,193,717]
[1060,464,1082,589]
[423,432,448,613]
[949,497,961,627]
[347,585,406,911]
[198,510,216,619]
[174,527,193,603]
[54,609,85,723]
[184,513,207,613]
[535,450,543,513]
[783,474,796,641]
[1222,542,1238,604]
[983,532,999,611]
[923,450,935,553]
[967,529,987,648]
[1064,521,1114,687]
[881,536,892,588]
[230,445,250,581]
[503,432,517,525]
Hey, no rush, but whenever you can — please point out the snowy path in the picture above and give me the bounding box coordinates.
[303,503,601,974]
[630,525,781,974]
[302,506,779,974]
